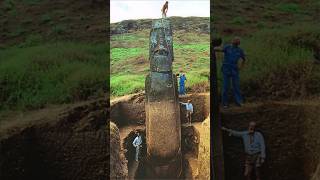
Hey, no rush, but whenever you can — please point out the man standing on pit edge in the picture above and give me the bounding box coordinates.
[215,37,246,108]
[179,73,187,95]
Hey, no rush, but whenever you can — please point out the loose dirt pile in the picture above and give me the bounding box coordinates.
[0,99,108,180]
[221,100,320,180]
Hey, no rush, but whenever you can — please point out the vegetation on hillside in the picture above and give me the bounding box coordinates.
[111,29,210,97]
[0,1,107,113]
[213,0,320,100]
[216,24,320,100]
[0,40,108,111]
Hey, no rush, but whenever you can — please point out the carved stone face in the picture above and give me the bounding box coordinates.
[154,31,168,56]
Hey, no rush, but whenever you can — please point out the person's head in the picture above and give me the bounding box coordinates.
[232,37,241,46]
[248,121,256,134]
[136,131,140,136]
[187,99,191,103]
[165,1,168,5]
[212,37,222,47]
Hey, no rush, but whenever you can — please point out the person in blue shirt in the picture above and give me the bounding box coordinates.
[215,37,246,108]
[180,100,193,125]
[179,73,187,95]
[222,121,266,180]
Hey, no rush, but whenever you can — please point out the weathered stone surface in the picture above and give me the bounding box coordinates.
[145,18,182,178]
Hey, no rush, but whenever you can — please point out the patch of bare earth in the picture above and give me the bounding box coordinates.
[110,92,210,179]
[221,99,320,180]
[0,98,108,180]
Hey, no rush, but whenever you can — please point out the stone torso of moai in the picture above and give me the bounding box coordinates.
[145,19,182,178]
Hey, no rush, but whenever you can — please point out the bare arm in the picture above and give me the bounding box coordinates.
[221,127,245,137]
[214,46,224,52]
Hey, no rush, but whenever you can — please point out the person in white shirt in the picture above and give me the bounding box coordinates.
[132,132,142,162]
[180,100,194,125]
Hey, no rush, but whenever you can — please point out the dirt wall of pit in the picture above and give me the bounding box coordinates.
[221,101,320,180]
[110,93,209,127]
[0,99,108,180]
[110,122,128,179]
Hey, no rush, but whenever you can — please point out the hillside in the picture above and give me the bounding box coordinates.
[0,0,106,47]
[0,0,108,113]
[212,0,320,100]
[213,1,320,180]
[110,0,320,99]
[213,0,320,36]
[110,17,210,97]
[0,1,109,179]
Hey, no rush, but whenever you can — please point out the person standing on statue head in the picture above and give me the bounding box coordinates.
[161,1,169,18]
[179,73,187,95]
[180,100,193,125]
[214,37,246,108]
[221,121,266,180]
[132,131,142,162]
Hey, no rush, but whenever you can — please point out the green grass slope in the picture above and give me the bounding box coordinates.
[0,42,108,110]
[213,0,320,100]
[0,0,108,113]
[111,27,210,97]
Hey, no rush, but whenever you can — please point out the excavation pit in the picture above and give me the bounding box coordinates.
[221,101,320,180]
[0,99,108,180]
[111,93,210,179]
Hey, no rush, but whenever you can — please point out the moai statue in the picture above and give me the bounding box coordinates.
[145,19,182,178]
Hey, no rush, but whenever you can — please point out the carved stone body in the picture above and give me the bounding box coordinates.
[145,19,182,178]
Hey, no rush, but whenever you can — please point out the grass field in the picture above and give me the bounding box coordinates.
[111,30,210,97]
[111,20,320,99]
[0,41,108,111]
[215,24,320,99]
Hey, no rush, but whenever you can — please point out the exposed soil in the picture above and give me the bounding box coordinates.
[0,98,108,180]
[221,99,320,180]
[110,122,128,179]
[110,92,210,128]
[110,93,210,179]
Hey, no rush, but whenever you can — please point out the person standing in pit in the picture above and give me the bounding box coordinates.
[221,121,266,180]
[132,131,142,162]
